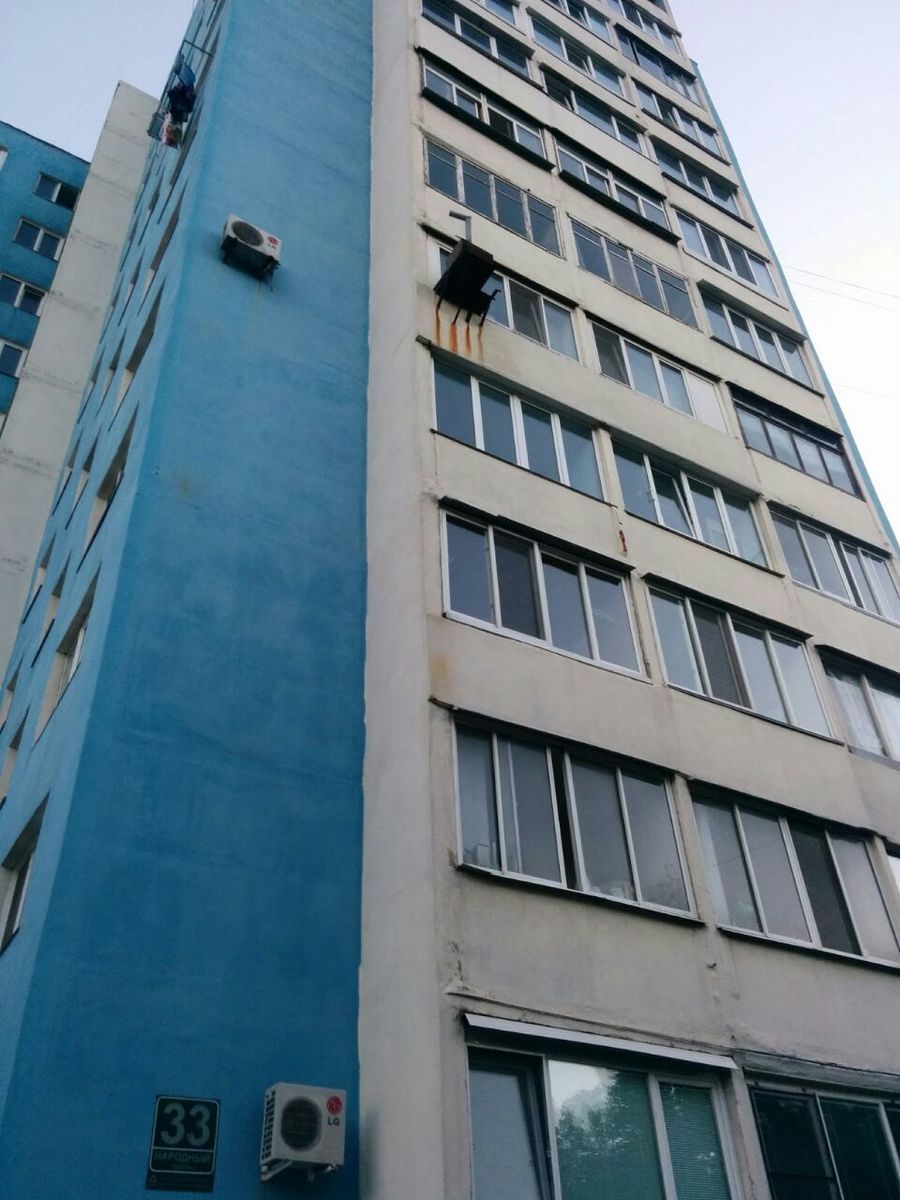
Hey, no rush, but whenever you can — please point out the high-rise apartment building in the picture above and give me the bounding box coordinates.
[1,1,899,1198]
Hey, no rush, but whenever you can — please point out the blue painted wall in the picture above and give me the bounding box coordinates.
[0,1,371,1196]
[0,122,87,414]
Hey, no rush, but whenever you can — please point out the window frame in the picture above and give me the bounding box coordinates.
[636,82,721,155]
[618,28,697,101]
[442,512,642,676]
[542,0,614,43]
[422,0,531,76]
[425,139,561,255]
[609,0,682,56]
[13,219,63,261]
[677,212,777,298]
[466,1043,740,1200]
[0,803,45,953]
[423,61,546,157]
[0,338,27,380]
[543,70,644,152]
[556,142,669,229]
[654,143,739,214]
[591,320,724,428]
[705,296,813,386]
[615,443,767,565]
[531,15,626,98]
[454,723,693,916]
[734,401,856,495]
[0,273,45,315]
[571,217,696,325]
[825,660,900,762]
[695,795,900,962]
[35,173,79,209]
[650,587,831,735]
[488,268,580,358]
[773,511,900,622]
[432,361,603,497]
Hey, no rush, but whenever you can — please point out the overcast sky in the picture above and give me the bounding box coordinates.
[3,1,898,536]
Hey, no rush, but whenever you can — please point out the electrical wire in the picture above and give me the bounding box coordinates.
[785,267,900,304]
[785,279,900,316]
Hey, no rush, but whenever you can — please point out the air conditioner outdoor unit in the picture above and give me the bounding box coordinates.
[260,1083,346,1182]
[221,214,281,277]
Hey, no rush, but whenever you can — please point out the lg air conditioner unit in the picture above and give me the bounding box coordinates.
[260,1083,346,1182]
[221,215,281,277]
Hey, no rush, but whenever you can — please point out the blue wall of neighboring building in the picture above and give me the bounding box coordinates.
[0,1,372,1196]
[0,123,87,413]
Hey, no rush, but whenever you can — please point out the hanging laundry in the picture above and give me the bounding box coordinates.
[166,79,197,124]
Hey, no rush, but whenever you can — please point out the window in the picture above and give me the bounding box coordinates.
[120,259,141,321]
[144,198,181,300]
[695,796,899,960]
[13,220,63,260]
[557,143,668,229]
[619,30,697,100]
[591,321,725,430]
[650,589,829,734]
[544,71,642,151]
[0,667,17,730]
[654,143,739,214]
[474,0,517,24]
[532,18,624,96]
[456,724,690,910]
[677,213,776,297]
[116,293,161,414]
[103,341,122,399]
[752,1087,900,1200]
[439,252,577,357]
[426,142,560,254]
[54,442,79,511]
[0,339,26,379]
[38,584,94,734]
[572,219,695,325]
[84,419,134,550]
[636,83,720,155]
[433,361,603,497]
[609,0,681,54]
[39,564,67,648]
[0,716,25,806]
[825,661,900,761]
[0,804,45,952]
[0,147,7,171]
[542,0,612,43]
[704,297,812,385]
[422,0,530,75]
[0,274,45,315]
[73,441,96,508]
[26,539,54,613]
[615,444,766,565]
[468,1047,737,1200]
[444,514,640,671]
[35,173,79,209]
[734,399,856,493]
[423,62,545,158]
[773,513,900,621]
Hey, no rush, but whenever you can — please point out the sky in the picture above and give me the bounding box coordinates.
[2,0,899,535]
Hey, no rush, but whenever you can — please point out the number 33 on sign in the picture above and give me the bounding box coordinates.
[146,1096,220,1192]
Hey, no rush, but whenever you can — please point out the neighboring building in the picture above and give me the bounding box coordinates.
[1,1,900,1199]
[0,123,87,423]
[0,85,154,678]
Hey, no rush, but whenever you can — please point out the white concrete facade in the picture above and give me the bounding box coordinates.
[363,2,900,1197]
[0,83,154,677]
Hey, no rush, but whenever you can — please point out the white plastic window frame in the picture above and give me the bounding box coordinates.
[774,512,900,623]
[655,145,739,213]
[570,217,696,325]
[486,267,580,359]
[422,62,545,156]
[431,361,603,496]
[0,274,45,315]
[709,299,813,386]
[422,0,531,77]
[649,587,832,735]
[542,70,643,152]
[424,139,561,255]
[453,726,694,917]
[530,14,626,98]
[635,82,721,155]
[14,219,63,261]
[617,444,767,565]
[0,338,27,379]
[441,511,642,676]
[677,212,777,299]
[542,0,613,43]
[697,798,900,964]
[826,663,900,761]
[608,0,682,56]
[590,319,723,425]
[555,142,668,228]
